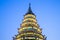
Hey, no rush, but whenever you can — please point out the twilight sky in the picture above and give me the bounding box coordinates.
[0,0,60,40]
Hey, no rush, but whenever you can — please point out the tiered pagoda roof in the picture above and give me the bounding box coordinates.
[13,3,46,40]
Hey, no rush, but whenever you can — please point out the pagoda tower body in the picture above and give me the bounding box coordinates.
[13,4,46,40]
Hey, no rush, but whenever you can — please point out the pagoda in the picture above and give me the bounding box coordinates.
[13,4,46,40]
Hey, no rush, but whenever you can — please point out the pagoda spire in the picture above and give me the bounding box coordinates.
[25,3,35,15]
[28,3,32,13]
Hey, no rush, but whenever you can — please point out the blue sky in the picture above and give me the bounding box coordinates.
[0,0,60,40]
